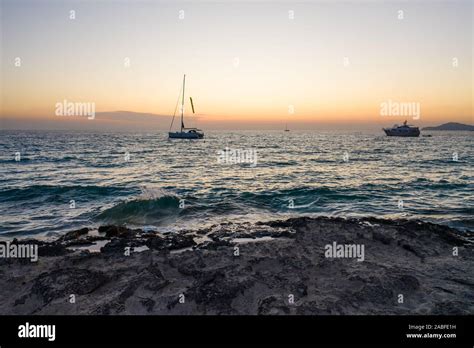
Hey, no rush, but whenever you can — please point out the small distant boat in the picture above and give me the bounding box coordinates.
[383,120,420,137]
[169,75,204,139]
[284,123,290,132]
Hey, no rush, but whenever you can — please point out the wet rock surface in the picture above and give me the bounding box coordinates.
[0,217,472,315]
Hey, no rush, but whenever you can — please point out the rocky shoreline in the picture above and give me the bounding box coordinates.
[0,216,473,315]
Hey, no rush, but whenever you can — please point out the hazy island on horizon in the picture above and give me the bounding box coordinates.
[423,122,474,131]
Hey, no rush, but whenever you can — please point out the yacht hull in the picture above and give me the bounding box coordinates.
[169,131,204,139]
[384,129,420,137]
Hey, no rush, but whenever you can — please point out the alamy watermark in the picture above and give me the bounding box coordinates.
[380,99,420,120]
[217,147,258,167]
[18,322,55,341]
[55,99,95,120]
[325,241,365,262]
[0,242,38,262]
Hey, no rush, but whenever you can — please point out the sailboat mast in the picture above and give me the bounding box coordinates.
[181,74,186,132]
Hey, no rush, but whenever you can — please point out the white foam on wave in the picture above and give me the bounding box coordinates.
[291,198,320,209]
[137,186,178,201]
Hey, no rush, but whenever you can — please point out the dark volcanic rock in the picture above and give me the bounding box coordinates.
[32,268,108,304]
[61,227,89,241]
[100,238,147,253]
[145,235,166,250]
[98,225,136,239]
[199,239,232,250]
[38,243,69,257]
[0,217,472,315]
[100,239,129,253]
[146,233,196,251]
[372,231,393,245]
[191,271,251,313]
[174,256,207,278]
[258,296,290,315]
[167,234,196,249]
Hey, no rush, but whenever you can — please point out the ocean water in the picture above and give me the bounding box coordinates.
[0,130,472,239]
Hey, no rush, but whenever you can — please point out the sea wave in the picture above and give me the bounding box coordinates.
[94,186,375,225]
[95,187,181,225]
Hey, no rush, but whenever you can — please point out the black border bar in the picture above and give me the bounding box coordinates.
[0,315,472,346]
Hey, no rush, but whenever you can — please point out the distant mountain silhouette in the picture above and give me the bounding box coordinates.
[1,111,195,131]
[423,122,474,131]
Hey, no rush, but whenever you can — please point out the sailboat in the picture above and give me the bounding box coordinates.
[284,123,290,132]
[169,75,204,139]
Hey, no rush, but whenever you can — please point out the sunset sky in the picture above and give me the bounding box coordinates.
[1,0,472,130]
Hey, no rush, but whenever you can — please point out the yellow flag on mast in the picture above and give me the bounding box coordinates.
[190,97,195,113]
